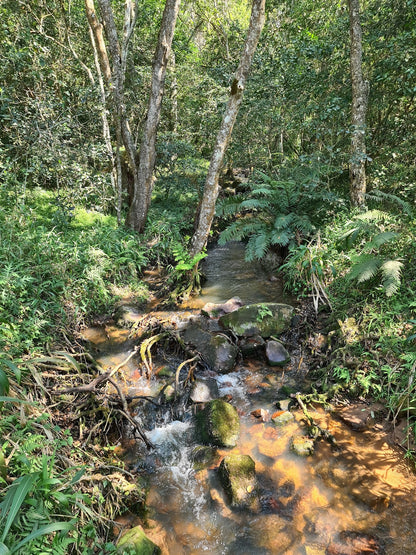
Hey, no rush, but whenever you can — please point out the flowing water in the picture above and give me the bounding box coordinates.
[83,242,416,554]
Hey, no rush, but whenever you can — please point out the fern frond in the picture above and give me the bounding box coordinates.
[292,214,315,236]
[366,190,413,216]
[348,254,382,283]
[270,229,290,246]
[380,259,403,296]
[249,186,274,197]
[355,209,389,222]
[363,231,398,251]
[274,213,294,230]
[219,219,265,244]
[216,196,245,217]
[240,198,270,210]
[245,233,270,261]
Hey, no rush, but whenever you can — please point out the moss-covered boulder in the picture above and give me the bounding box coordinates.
[218,454,258,509]
[181,326,239,373]
[265,340,290,367]
[219,303,294,338]
[117,525,161,554]
[196,399,240,447]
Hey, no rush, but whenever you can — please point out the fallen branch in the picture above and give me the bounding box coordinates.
[293,393,338,448]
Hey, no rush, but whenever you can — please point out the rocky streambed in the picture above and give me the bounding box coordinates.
[81,243,416,554]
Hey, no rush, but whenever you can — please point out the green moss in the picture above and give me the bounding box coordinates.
[196,399,240,447]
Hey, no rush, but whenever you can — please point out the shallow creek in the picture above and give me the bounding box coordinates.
[82,242,416,554]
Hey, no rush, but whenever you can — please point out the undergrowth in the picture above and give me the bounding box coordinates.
[0,186,193,552]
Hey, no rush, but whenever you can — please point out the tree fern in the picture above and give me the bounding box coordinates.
[217,169,340,261]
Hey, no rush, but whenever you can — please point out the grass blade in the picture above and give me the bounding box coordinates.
[0,474,37,542]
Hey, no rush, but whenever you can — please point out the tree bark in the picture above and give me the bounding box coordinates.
[348,0,369,207]
[190,0,266,257]
[127,0,181,232]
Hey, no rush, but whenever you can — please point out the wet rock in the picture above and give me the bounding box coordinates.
[181,326,239,373]
[117,525,161,554]
[218,454,258,509]
[336,403,384,432]
[251,408,271,422]
[162,384,175,403]
[271,410,294,426]
[265,340,290,367]
[276,399,293,411]
[195,399,240,447]
[191,445,219,470]
[326,531,384,554]
[190,377,220,403]
[250,514,294,552]
[290,435,315,456]
[201,297,243,318]
[239,335,265,357]
[115,305,143,328]
[219,303,294,338]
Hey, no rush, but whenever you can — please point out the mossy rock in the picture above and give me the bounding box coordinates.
[117,525,161,554]
[271,410,294,426]
[195,399,240,447]
[290,436,314,456]
[218,454,258,509]
[219,303,294,338]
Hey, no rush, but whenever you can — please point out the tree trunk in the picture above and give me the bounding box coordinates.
[348,0,369,207]
[127,0,181,232]
[190,0,266,257]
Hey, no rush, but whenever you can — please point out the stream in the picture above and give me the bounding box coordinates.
[82,242,416,555]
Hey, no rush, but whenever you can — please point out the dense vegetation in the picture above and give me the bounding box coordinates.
[1,0,416,552]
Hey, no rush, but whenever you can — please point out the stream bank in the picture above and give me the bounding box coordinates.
[81,242,416,554]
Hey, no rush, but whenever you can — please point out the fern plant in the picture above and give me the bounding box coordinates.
[217,171,340,261]
[341,210,405,296]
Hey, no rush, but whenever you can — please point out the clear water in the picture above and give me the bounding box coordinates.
[83,242,416,554]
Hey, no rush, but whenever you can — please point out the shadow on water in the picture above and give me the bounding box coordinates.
[82,242,416,554]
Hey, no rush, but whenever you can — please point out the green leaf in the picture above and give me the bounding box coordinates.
[12,521,74,553]
[364,231,398,251]
[0,474,38,542]
[0,360,21,384]
[0,542,11,555]
[0,370,9,396]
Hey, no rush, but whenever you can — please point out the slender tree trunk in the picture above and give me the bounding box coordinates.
[190,0,266,257]
[127,0,181,232]
[348,0,369,207]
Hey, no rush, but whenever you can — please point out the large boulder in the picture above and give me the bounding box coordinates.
[196,399,240,448]
[181,326,238,373]
[218,454,258,509]
[117,525,161,554]
[265,340,290,367]
[219,303,294,338]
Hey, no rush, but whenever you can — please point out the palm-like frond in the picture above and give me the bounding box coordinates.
[348,254,382,283]
[366,190,413,216]
[380,259,403,296]
[364,231,398,251]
